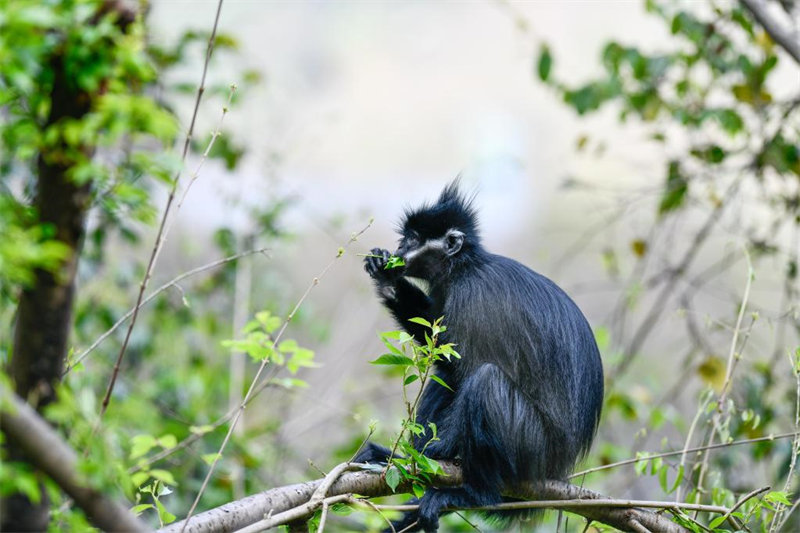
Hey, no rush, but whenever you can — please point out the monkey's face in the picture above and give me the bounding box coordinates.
[395,228,464,281]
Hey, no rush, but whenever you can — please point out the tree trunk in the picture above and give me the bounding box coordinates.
[2,2,136,528]
[3,52,93,532]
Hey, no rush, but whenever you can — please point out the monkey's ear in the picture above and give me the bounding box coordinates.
[444,230,464,256]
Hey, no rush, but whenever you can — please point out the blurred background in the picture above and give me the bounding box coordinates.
[2,0,798,530]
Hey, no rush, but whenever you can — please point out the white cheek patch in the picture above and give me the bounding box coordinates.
[404,237,446,263]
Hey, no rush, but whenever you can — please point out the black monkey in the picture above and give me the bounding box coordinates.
[356,181,604,532]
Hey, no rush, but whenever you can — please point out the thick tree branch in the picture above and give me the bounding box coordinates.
[740,0,800,65]
[4,2,137,527]
[0,386,150,532]
[160,462,689,533]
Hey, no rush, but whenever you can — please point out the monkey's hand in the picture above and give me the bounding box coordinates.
[364,247,405,300]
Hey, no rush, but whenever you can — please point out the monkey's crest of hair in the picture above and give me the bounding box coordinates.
[400,180,481,246]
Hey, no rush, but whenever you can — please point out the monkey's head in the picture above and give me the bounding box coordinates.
[395,181,481,281]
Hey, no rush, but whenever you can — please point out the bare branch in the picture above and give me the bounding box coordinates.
[179,220,373,530]
[160,462,691,533]
[65,247,270,374]
[571,430,800,478]
[740,0,800,65]
[0,386,150,532]
[96,0,226,421]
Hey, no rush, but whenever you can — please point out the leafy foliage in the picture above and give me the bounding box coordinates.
[538,1,798,224]
[0,0,286,528]
[536,0,800,531]
[368,318,459,504]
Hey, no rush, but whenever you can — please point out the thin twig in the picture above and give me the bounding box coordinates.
[179,220,373,531]
[176,84,236,211]
[570,431,800,478]
[777,498,800,532]
[454,511,483,531]
[611,178,740,380]
[66,247,269,374]
[627,521,651,533]
[96,0,225,421]
[368,498,729,514]
[311,463,358,504]
[675,390,712,503]
[692,249,755,513]
[718,486,770,531]
[317,499,331,533]
[349,426,376,464]
[771,349,800,532]
[718,247,754,407]
[234,494,351,533]
[353,497,396,533]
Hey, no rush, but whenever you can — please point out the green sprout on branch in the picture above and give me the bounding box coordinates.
[370,317,460,497]
[358,253,406,270]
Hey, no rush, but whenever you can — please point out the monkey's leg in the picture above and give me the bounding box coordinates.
[410,363,541,532]
[352,442,395,464]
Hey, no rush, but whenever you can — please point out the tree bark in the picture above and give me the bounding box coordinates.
[2,2,136,529]
[161,463,686,533]
[740,0,800,65]
[4,52,93,533]
[0,387,151,532]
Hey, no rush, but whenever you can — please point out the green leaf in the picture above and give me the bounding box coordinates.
[537,44,552,82]
[157,434,177,449]
[765,491,792,506]
[130,434,157,460]
[278,339,298,353]
[711,109,744,135]
[13,472,41,504]
[385,467,401,492]
[563,80,620,115]
[330,502,354,516]
[131,503,154,516]
[381,338,406,357]
[408,317,432,328]
[658,464,669,492]
[430,375,454,392]
[708,515,726,529]
[384,256,405,269]
[412,483,425,499]
[287,347,316,373]
[690,145,726,164]
[634,454,649,476]
[155,498,176,525]
[150,469,177,486]
[658,161,688,215]
[371,354,414,366]
[404,374,420,385]
[131,471,150,488]
[202,453,221,465]
[670,465,684,494]
[594,326,610,351]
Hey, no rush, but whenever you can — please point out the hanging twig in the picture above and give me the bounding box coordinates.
[97,0,226,421]
[740,0,800,65]
[65,247,269,374]
[179,220,373,531]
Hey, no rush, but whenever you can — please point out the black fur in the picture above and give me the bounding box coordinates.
[358,181,604,532]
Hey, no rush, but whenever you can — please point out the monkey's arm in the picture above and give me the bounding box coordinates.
[364,248,434,341]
